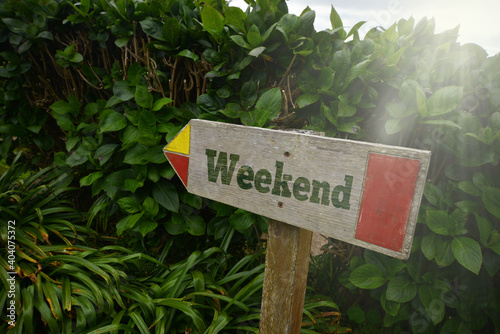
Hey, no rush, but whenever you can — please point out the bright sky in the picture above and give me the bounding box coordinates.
[230,0,500,56]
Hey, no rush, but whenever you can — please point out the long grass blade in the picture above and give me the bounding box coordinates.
[154,298,207,333]
[21,286,34,334]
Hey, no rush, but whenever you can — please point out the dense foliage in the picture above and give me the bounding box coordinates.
[1,0,499,333]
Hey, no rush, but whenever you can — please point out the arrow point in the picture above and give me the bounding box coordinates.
[165,123,190,155]
[165,152,189,187]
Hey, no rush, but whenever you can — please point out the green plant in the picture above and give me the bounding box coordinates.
[2,0,500,333]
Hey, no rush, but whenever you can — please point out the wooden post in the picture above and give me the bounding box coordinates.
[259,219,313,333]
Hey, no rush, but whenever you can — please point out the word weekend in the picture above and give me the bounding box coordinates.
[205,149,353,210]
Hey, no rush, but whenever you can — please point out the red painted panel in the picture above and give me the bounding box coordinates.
[165,152,189,187]
[355,153,421,252]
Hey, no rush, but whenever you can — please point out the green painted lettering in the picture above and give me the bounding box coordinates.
[255,169,272,193]
[271,161,292,198]
[332,175,353,210]
[237,165,254,190]
[310,180,330,205]
[206,149,240,185]
[293,177,310,201]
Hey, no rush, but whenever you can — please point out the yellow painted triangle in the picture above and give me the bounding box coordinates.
[165,123,190,155]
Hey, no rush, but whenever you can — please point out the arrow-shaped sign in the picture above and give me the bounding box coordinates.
[164,119,431,259]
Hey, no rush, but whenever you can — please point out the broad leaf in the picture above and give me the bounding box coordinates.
[240,80,258,110]
[80,171,103,187]
[349,263,386,289]
[113,81,134,101]
[296,93,319,108]
[201,5,224,34]
[426,210,453,235]
[117,197,141,214]
[426,86,463,116]
[184,215,206,236]
[135,85,153,109]
[482,187,500,219]
[138,220,158,237]
[140,18,165,40]
[116,212,144,235]
[255,87,282,120]
[229,210,256,232]
[451,237,482,274]
[386,275,417,303]
[419,285,445,324]
[153,181,179,212]
[100,111,127,133]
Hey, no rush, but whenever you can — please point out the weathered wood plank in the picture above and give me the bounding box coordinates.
[259,220,313,334]
[164,119,431,259]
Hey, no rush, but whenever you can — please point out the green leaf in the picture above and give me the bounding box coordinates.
[386,101,415,119]
[347,306,365,324]
[116,212,144,235]
[117,197,141,214]
[240,81,257,110]
[181,192,202,210]
[115,37,129,47]
[421,233,438,260]
[123,143,149,164]
[441,318,472,334]
[426,210,454,235]
[385,119,402,134]
[419,285,445,324]
[329,5,344,31]
[474,214,492,246]
[80,171,103,187]
[296,93,319,108]
[424,182,442,206]
[177,49,199,61]
[153,181,179,212]
[255,88,282,120]
[435,238,455,266]
[201,5,224,35]
[143,196,159,217]
[338,100,356,117]
[135,85,153,109]
[66,151,88,167]
[138,221,158,237]
[140,18,165,40]
[225,6,247,32]
[230,35,250,49]
[113,81,134,101]
[229,210,256,232]
[138,109,156,137]
[349,263,386,289]
[153,97,174,111]
[482,187,500,219]
[386,275,417,303]
[100,111,127,133]
[50,95,81,114]
[426,86,463,116]
[184,215,206,236]
[155,298,206,333]
[380,291,400,317]
[451,237,482,274]
[420,119,461,129]
[248,46,266,57]
[165,213,188,235]
[163,17,181,46]
[458,181,481,196]
[94,143,118,166]
[247,24,261,48]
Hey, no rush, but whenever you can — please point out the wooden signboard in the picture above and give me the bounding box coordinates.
[163,119,431,260]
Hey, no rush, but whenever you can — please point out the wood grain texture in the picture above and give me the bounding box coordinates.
[259,220,313,334]
[182,119,431,259]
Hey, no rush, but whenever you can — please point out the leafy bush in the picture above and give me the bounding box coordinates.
[1,0,500,333]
